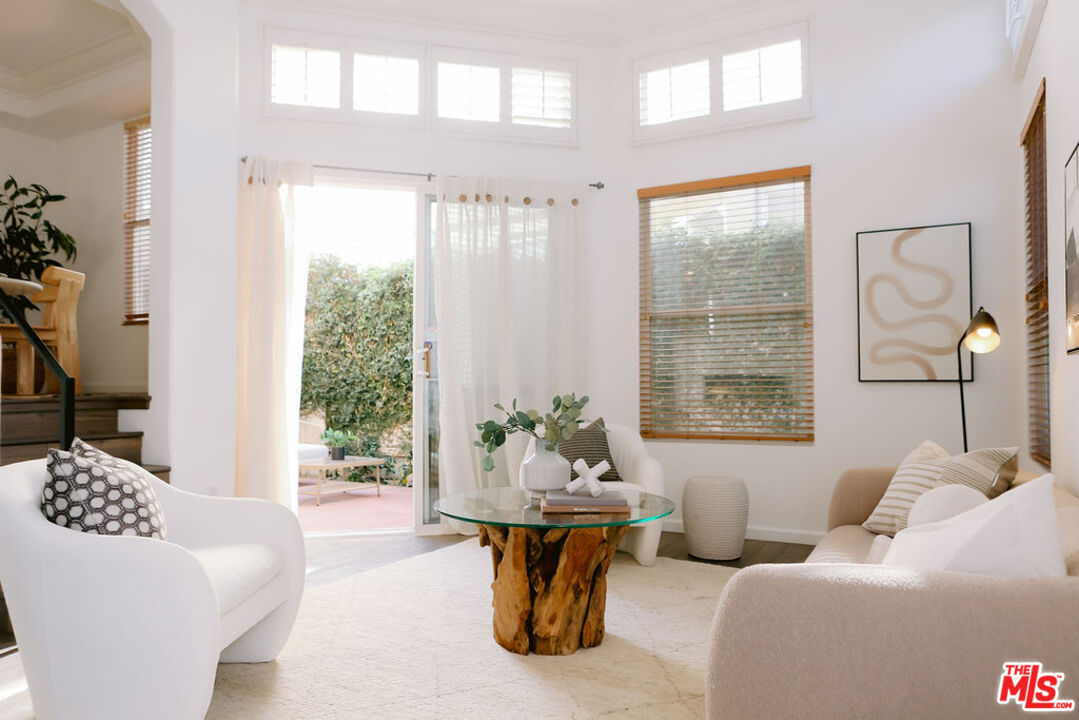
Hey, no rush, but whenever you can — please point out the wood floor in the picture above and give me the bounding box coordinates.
[657,531,813,568]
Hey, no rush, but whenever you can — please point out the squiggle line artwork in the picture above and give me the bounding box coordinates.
[864,228,962,379]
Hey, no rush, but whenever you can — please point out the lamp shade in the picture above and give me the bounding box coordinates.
[962,306,1000,354]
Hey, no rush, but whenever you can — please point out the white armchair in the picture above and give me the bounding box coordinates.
[521,423,665,565]
[0,458,305,720]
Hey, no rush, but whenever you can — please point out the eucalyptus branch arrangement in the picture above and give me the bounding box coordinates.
[475,393,592,471]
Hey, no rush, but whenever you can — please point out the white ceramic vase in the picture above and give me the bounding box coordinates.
[519,441,570,493]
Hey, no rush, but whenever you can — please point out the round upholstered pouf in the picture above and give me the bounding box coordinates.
[682,476,749,560]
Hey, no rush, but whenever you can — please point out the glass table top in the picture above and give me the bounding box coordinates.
[434,487,676,529]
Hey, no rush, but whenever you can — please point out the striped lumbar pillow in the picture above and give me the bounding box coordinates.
[863,444,1019,537]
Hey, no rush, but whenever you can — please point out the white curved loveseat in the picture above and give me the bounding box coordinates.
[0,458,305,720]
[521,423,666,566]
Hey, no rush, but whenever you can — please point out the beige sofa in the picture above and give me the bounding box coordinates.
[707,467,1079,720]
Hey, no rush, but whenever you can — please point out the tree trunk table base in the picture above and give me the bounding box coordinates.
[478,524,628,655]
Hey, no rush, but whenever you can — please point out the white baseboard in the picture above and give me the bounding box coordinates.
[661,520,823,546]
[746,525,823,545]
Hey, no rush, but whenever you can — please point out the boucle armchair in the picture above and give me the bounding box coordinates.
[707,466,1079,720]
[0,459,305,720]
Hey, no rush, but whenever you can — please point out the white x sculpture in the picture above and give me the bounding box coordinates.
[565,459,610,497]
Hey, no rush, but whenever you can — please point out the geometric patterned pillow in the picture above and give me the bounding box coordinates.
[41,446,167,539]
[862,446,1019,537]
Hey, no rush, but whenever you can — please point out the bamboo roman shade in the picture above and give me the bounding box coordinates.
[638,166,813,441]
[1022,81,1049,467]
[123,116,151,325]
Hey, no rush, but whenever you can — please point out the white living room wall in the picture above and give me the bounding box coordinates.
[56,123,150,393]
[0,126,59,185]
[587,0,1025,541]
[1018,0,1079,496]
[118,0,1029,534]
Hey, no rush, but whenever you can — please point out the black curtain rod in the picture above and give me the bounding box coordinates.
[240,157,604,188]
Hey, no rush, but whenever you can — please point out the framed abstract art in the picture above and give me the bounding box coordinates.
[856,222,973,381]
[1066,141,1079,353]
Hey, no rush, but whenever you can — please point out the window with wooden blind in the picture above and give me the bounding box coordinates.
[1022,80,1049,466]
[123,116,151,325]
[638,166,813,441]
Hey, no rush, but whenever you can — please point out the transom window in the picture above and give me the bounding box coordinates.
[633,22,811,143]
[436,62,501,122]
[639,60,710,127]
[270,44,341,109]
[511,67,573,129]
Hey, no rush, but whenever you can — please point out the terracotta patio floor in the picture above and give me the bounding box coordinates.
[297,478,414,533]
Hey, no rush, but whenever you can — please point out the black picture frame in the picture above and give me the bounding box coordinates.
[1065,140,1079,353]
[856,222,974,382]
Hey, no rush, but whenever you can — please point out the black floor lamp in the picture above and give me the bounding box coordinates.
[957,306,1001,453]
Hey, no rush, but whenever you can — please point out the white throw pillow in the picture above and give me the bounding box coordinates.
[907,484,988,527]
[865,534,892,564]
[882,474,1066,578]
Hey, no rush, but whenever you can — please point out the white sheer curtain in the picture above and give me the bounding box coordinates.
[235,157,313,510]
[433,176,587,527]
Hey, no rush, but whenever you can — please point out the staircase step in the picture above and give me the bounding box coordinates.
[0,432,144,466]
[0,393,151,443]
[143,464,171,483]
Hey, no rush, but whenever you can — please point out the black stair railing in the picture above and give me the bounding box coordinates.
[0,289,75,451]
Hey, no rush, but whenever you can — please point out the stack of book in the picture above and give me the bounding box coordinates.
[540,489,630,515]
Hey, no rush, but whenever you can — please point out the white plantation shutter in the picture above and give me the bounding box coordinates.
[511,67,572,128]
[722,39,803,112]
[437,62,500,121]
[638,167,814,441]
[639,60,710,126]
[353,53,419,115]
[123,116,151,325]
[270,44,341,109]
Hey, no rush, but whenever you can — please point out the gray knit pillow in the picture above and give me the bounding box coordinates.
[558,417,620,481]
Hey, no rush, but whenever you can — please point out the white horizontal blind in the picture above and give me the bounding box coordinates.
[353,53,419,115]
[722,39,802,111]
[123,116,151,325]
[437,62,500,121]
[271,44,341,108]
[511,67,572,128]
[638,167,814,441]
[639,60,710,126]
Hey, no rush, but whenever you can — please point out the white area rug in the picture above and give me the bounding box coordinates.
[0,540,737,719]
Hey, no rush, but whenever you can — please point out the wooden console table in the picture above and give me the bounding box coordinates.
[298,455,386,506]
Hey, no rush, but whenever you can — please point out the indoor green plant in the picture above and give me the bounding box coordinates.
[0,177,77,317]
[475,393,594,492]
[320,428,356,461]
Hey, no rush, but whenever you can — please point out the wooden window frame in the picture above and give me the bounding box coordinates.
[1021,78,1049,467]
[638,165,814,442]
[123,115,151,326]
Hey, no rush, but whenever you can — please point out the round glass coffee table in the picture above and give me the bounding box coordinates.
[435,487,675,656]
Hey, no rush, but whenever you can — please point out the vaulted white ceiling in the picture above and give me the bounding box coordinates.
[0,0,150,139]
[253,0,781,44]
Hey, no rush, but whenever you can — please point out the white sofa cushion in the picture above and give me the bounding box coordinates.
[189,543,283,615]
[882,474,1067,578]
[906,484,988,527]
